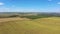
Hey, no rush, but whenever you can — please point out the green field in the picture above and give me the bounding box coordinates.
[0,17,60,34]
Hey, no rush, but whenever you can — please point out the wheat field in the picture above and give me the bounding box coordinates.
[0,17,60,34]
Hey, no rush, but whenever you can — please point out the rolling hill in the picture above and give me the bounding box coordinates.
[0,17,60,34]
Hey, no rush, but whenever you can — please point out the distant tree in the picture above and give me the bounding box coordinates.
[9,15,19,17]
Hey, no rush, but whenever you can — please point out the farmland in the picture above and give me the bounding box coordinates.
[0,17,60,34]
[0,12,60,34]
[0,0,60,34]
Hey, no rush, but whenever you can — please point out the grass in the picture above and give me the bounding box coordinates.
[0,17,60,34]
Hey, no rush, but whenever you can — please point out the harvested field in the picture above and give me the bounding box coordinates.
[0,17,30,22]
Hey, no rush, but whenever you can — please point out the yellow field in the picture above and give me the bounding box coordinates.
[0,17,60,34]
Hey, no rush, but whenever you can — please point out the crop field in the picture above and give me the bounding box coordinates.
[0,17,60,34]
[0,0,60,34]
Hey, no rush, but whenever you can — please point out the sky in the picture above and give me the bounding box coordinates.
[0,0,60,12]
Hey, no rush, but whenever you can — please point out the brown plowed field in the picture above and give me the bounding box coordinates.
[0,17,30,22]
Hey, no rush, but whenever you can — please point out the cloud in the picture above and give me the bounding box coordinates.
[0,8,9,12]
[48,0,52,1]
[0,2,4,6]
[57,2,60,4]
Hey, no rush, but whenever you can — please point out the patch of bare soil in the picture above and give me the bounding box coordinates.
[0,17,30,22]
